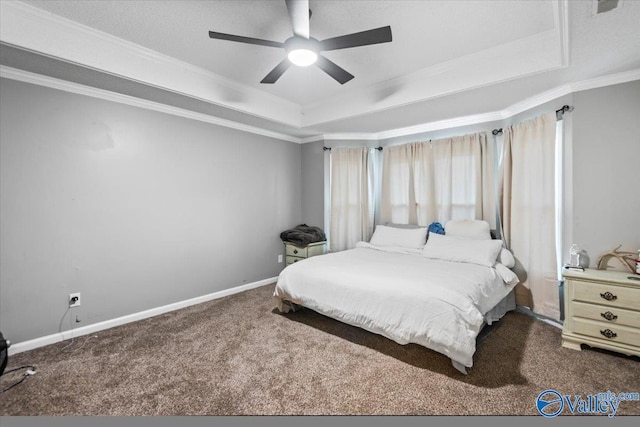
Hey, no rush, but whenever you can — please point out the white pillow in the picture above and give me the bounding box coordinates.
[497,248,515,268]
[495,263,519,286]
[421,233,503,267]
[444,220,491,240]
[369,225,428,249]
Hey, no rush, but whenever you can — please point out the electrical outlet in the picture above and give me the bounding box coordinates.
[69,292,81,308]
[278,254,283,263]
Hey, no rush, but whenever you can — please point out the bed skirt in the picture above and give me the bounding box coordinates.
[451,290,515,374]
[484,289,516,325]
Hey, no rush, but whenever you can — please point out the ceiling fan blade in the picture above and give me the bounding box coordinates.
[320,26,392,51]
[260,59,291,84]
[208,31,283,48]
[285,0,310,39]
[315,55,354,85]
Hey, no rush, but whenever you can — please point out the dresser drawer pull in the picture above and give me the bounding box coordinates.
[600,311,618,321]
[293,249,298,254]
[599,292,617,301]
[599,329,617,339]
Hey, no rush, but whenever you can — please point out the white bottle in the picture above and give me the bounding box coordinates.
[569,244,581,267]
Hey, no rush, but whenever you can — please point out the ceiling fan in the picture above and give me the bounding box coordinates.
[208,0,392,85]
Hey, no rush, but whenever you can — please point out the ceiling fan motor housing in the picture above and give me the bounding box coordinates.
[284,36,320,55]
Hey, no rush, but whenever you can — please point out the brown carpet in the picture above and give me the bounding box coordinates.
[1,284,638,415]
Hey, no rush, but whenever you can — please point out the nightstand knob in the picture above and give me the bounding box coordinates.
[600,292,617,301]
[293,249,298,254]
[600,329,617,339]
[600,311,618,321]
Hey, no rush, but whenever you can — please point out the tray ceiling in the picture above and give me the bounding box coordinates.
[1,0,639,139]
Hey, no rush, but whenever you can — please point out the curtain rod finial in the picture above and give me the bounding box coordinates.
[556,105,574,119]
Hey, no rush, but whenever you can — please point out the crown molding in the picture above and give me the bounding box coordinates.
[0,66,302,143]
[570,68,640,92]
[300,135,325,144]
[375,111,504,141]
[322,134,380,142]
[301,29,565,128]
[0,1,302,127]
[499,84,573,120]
[301,0,568,128]
[557,0,570,67]
[3,0,636,144]
[313,68,640,143]
[2,0,571,132]
[3,64,637,146]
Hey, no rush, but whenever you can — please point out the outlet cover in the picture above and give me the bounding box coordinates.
[278,254,283,263]
[69,292,81,307]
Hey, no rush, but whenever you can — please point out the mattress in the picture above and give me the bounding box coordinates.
[274,242,517,368]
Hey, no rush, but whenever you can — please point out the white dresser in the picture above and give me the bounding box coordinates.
[562,269,640,357]
[284,241,327,265]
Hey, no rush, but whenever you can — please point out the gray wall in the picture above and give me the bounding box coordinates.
[3,75,638,344]
[300,140,324,228]
[571,80,640,267]
[0,78,301,343]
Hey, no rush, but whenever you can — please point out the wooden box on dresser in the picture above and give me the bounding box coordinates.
[284,241,327,266]
[562,269,640,357]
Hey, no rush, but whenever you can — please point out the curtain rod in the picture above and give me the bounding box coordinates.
[323,146,383,151]
[492,104,574,135]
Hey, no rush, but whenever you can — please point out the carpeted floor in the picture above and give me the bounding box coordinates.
[0,284,638,415]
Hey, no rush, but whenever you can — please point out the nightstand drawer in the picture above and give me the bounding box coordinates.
[286,256,304,265]
[571,280,640,309]
[573,318,640,347]
[572,301,640,329]
[284,242,327,259]
[286,245,308,258]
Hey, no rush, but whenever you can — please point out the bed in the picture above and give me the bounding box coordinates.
[274,220,519,374]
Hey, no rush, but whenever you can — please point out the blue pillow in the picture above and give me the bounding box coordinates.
[428,222,445,235]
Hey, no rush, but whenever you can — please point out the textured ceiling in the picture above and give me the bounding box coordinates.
[21,0,555,106]
[2,0,640,138]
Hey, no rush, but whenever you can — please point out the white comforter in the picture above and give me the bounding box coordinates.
[274,242,516,368]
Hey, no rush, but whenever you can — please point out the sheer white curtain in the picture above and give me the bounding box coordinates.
[500,112,559,319]
[477,132,497,229]
[381,132,495,227]
[381,144,415,224]
[330,147,374,252]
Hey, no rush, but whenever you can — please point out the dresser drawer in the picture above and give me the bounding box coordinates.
[571,280,640,310]
[572,301,640,329]
[572,318,640,347]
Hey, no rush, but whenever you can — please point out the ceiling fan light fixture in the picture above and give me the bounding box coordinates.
[288,49,317,67]
[284,36,320,67]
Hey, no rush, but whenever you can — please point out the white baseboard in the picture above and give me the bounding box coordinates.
[515,305,563,329]
[8,277,278,356]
